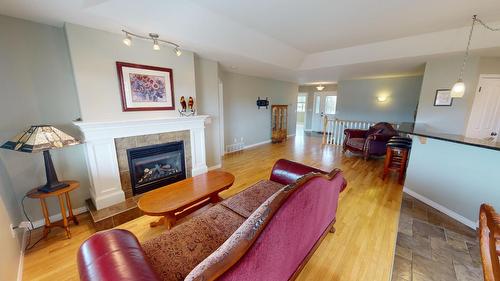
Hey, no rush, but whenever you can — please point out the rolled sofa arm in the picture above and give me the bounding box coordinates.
[77,229,160,281]
[269,159,327,185]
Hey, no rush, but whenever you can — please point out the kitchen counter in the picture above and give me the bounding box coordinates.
[398,122,500,151]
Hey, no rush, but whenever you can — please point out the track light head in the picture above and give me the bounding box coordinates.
[123,33,132,46]
[153,40,160,51]
[174,47,182,56]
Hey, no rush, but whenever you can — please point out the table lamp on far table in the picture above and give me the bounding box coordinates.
[1,125,80,192]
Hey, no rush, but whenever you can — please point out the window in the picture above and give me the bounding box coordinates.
[314,95,321,113]
[297,95,306,112]
[324,96,337,114]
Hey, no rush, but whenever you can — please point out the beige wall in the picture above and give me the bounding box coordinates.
[221,71,298,147]
[0,16,90,223]
[0,196,20,281]
[0,15,92,280]
[194,56,221,167]
[65,23,197,122]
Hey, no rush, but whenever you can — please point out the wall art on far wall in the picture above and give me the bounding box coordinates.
[116,61,175,111]
[434,89,453,106]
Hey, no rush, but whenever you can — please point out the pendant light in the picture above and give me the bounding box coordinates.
[451,15,500,98]
[316,84,325,91]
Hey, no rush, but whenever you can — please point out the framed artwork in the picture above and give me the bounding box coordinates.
[434,89,453,106]
[116,62,175,111]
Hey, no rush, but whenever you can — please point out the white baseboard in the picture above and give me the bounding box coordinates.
[304,129,312,132]
[24,206,88,229]
[208,164,222,171]
[17,228,28,281]
[287,134,296,138]
[403,187,477,229]
[244,139,271,150]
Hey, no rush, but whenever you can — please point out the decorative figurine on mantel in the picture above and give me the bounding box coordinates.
[179,96,196,116]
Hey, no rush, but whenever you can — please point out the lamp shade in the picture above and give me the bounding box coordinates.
[450,80,466,98]
[1,125,80,153]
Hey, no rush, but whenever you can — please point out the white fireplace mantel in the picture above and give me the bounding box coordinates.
[74,116,209,210]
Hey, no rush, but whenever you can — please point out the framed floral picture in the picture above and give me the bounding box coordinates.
[434,89,453,106]
[116,62,175,111]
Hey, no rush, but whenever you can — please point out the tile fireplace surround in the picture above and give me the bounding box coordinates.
[74,116,209,210]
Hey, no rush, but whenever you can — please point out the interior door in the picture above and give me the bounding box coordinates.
[311,92,337,132]
[466,76,500,141]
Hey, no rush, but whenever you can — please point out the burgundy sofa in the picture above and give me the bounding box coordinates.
[343,122,398,160]
[77,159,347,281]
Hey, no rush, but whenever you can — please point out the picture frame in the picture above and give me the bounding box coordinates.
[116,61,175,111]
[434,89,453,106]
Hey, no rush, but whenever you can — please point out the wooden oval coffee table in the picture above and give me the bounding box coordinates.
[137,171,235,229]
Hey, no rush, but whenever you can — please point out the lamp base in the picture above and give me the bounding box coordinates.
[37,150,68,193]
[37,181,69,193]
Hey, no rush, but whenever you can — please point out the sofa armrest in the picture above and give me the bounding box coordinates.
[77,229,160,281]
[344,129,367,138]
[269,159,327,185]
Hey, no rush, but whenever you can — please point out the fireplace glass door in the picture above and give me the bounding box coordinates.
[127,141,186,195]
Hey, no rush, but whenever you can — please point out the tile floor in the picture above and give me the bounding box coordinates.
[392,193,483,281]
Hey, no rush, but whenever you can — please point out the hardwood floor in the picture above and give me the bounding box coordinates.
[22,133,403,281]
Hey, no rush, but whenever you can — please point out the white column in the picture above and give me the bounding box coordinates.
[190,126,208,176]
[83,139,125,209]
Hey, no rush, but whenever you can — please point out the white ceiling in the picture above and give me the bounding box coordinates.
[1,0,500,84]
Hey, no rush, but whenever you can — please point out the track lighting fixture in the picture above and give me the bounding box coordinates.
[121,30,181,55]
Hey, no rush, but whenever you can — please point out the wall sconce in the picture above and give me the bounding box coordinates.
[377,95,388,102]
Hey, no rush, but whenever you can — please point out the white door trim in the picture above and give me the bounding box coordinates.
[218,79,225,156]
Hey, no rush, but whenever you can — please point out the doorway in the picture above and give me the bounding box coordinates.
[311,91,337,132]
[296,93,307,136]
[466,75,500,141]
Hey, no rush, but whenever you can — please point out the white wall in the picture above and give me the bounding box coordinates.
[65,23,197,122]
[194,56,221,167]
[221,71,298,147]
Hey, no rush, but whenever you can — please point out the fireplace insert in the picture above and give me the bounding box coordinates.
[127,141,186,195]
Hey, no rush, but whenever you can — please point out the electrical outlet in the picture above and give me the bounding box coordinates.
[9,224,16,238]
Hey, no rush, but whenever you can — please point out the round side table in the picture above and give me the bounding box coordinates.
[26,180,80,239]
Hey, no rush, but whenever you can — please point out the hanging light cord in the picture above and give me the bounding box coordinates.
[459,15,500,81]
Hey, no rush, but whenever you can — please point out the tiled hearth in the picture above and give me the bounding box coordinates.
[392,193,482,281]
[115,130,192,198]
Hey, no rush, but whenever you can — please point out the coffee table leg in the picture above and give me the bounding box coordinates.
[210,194,222,203]
[164,213,176,230]
[150,217,165,227]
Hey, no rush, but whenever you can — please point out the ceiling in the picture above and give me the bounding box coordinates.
[1,0,500,84]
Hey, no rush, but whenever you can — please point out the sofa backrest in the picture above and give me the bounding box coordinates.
[185,169,346,281]
[269,159,327,185]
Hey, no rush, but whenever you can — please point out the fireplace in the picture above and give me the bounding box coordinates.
[127,141,186,195]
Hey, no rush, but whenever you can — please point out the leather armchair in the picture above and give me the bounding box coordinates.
[342,122,398,160]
